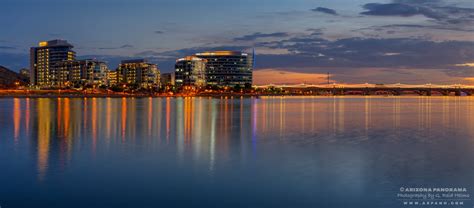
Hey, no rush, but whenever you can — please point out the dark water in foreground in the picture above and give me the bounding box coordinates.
[0,97,473,207]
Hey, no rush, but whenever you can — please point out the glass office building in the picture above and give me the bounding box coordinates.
[175,56,206,88]
[195,51,253,87]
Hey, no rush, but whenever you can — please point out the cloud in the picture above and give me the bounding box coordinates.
[135,50,161,57]
[383,52,401,56]
[254,47,291,55]
[0,46,16,50]
[306,28,325,36]
[98,44,134,50]
[254,69,332,85]
[463,77,474,83]
[360,3,442,19]
[354,23,474,38]
[120,44,133,48]
[354,0,474,40]
[234,32,289,41]
[360,1,474,28]
[254,36,474,72]
[455,63,474,67]
[253,67,462,85]
[311,7,338,15]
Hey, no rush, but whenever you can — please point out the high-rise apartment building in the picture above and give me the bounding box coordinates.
[30,40,76,88]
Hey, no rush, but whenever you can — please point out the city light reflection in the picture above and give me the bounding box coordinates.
[166,98,171,144]
[6,96,472,184]
[13,98,20,142]
[37,99,51,181]
[121,97,127,141]
[25,98,30,135]
[92,98,97,153]
[106,98,112,140]
[148,97,153,137]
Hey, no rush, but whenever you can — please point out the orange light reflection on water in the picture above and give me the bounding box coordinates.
[121,97,127,142]
[25,98,30,134]
[92,98,97,153]
[10,96,469,183]
[106,98,112,140]
[37,99,51,181]
[166,98,171,144]
[148,97,153,137]
[13,98,21,142]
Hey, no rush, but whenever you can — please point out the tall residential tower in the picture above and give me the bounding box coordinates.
[30,40,76,88]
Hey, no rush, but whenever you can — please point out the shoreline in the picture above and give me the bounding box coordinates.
[0,91,260,98]
[0,92,472,98]
[1,89,472,98]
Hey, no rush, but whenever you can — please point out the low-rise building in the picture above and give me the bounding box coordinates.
[54,59,108,88]
[160,72,175,86]
[118,59,160,88]
[19,68,30,79]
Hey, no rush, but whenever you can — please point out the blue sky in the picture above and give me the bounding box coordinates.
[1,0,474,84]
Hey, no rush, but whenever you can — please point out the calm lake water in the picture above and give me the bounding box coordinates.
[0,97,473,207]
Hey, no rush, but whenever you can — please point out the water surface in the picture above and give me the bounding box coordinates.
[0,97,473,207]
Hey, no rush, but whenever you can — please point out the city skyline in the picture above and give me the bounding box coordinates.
[1,0,474,84]
[27,39,254,90]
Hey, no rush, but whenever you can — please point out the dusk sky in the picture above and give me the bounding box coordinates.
[1,0,474,84]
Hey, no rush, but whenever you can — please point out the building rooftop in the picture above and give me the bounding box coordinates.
[176,56,206,62]
[38,39,74,48]
[195,51,248,56]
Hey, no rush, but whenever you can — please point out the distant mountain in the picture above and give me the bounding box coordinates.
[0,52,29,71]
[0,65,28,88]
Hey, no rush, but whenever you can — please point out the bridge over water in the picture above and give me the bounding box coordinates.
[255,84,474,96]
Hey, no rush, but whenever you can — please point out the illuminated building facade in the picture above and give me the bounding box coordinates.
[30,40,76,88]
[175,56,206,88]
[195,51,253,87]
[53,59,108,88]
[118,59,160,88]
[107,70,118,86]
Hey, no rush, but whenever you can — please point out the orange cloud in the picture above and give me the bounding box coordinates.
[464,77,474,82]
[456,63,474,67]
[253,69,333,85]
